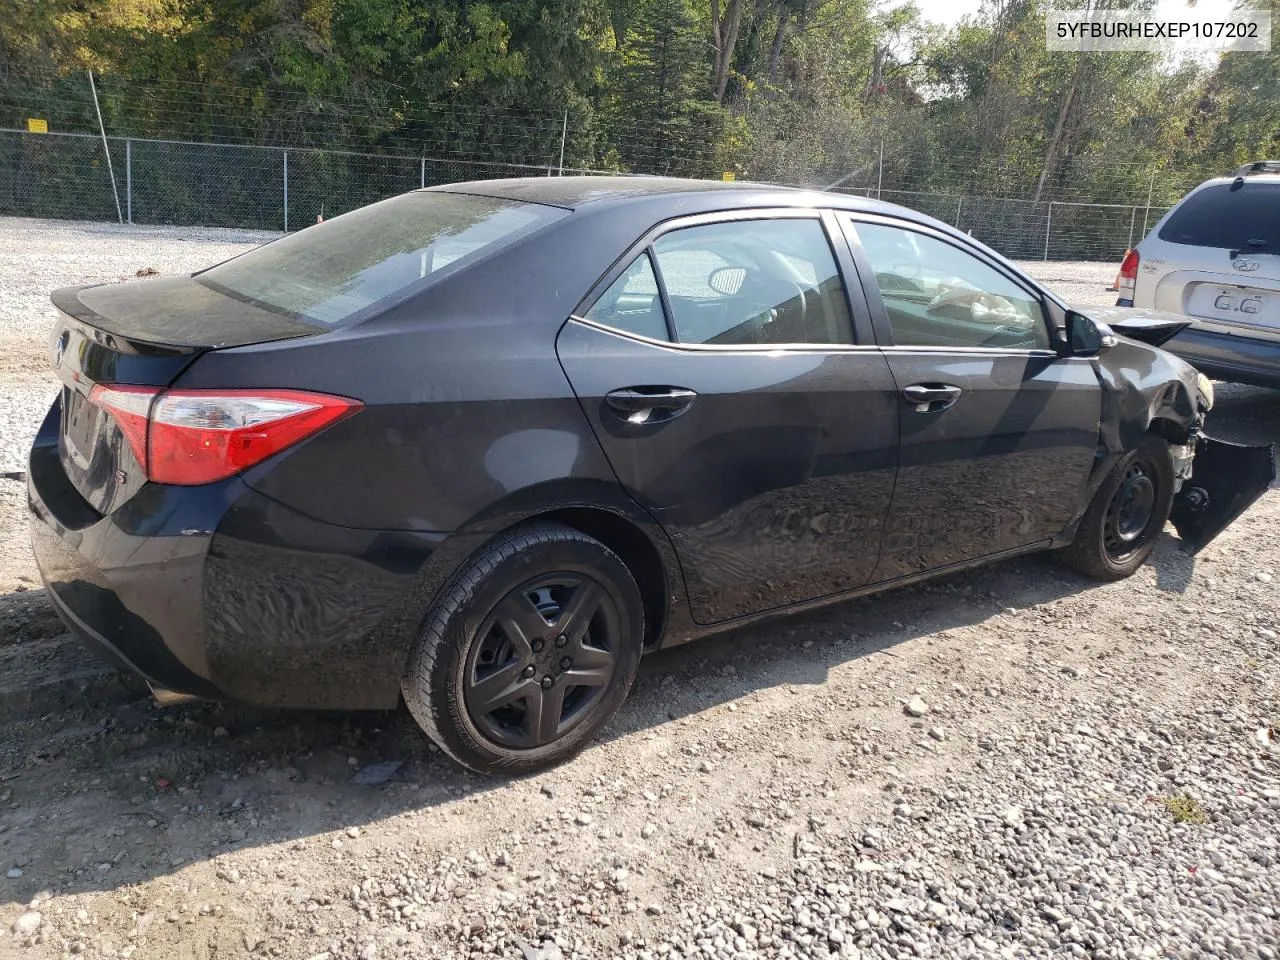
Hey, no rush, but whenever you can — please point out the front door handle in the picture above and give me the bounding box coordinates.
[605,386,698,424]
[902,383,962,413]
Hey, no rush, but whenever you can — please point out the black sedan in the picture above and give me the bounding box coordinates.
[28,177,1273,774]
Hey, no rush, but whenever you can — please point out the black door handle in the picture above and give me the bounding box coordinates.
[605,387,698,424]
[902,383,962,412]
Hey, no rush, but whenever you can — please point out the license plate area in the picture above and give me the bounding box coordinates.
[59,385,103,473]
[1186,283,1275,327]
[56,382,143,515]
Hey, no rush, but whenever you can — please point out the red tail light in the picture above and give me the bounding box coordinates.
[88,386,362,486]
[1118,248,1139,296]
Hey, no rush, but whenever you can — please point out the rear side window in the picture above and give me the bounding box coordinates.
[584,254,670,341]
[1158,182,1280,250]
[200,192,566,326]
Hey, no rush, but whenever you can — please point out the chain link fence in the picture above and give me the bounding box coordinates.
[2,127,1170,262]
[834,187,1171,262]
[0,128,604,230]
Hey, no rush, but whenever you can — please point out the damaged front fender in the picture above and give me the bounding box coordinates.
[1170,435,1275,554]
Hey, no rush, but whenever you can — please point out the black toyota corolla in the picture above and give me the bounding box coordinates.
[28,177,1274,774]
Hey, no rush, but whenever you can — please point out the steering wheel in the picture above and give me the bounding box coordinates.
[744,276,809,325]
[777,279,809,326]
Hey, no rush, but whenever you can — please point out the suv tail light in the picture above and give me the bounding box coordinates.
[1117,248,1140,300]
[88,386,362,485]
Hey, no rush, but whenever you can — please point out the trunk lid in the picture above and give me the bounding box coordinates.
[49,278,320,515]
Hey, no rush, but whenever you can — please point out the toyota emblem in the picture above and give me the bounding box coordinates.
[1233,257,1260,273]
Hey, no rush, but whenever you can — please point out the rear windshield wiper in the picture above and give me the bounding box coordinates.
[1230,242,1271,259]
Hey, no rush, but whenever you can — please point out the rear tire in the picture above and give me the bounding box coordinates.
[402,522,643,776]
[1060,434,1175,582]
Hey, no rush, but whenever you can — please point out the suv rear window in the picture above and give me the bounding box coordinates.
[199,192,565,326]
[1158,182,1280,251]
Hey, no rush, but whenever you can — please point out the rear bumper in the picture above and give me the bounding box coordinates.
[1164,326,1280,388]
[27,401,463,710]
[28,402,227,699]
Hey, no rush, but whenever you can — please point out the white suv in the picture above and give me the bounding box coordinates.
[1119,161,1280,386]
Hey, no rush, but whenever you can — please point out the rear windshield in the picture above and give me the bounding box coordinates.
[199,192,565,325]
[1158,182,1280,251]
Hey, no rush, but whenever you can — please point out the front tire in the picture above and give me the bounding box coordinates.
[402,522,644,776]
[1060,434,1175,582]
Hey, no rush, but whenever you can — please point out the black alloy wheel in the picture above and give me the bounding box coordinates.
[462,574,621,749]
[402,521,644,775]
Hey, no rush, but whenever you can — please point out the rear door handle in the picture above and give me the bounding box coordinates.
[605,387,697,424]
[902,383,962,413]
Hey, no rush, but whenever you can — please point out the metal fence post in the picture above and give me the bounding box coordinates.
[1126,206,1137,250]
[87,71,123,224]
[420,156,425,189]
[282,149,289,233]
[125,139,132,224]
[876,138,884,199]
[1043,201,1053,261]
[559,110,567,176]
[954,194,963,227]
[1141,170,1155,236]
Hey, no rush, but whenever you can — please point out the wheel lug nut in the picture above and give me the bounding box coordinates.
[559,656,573,669]
[521,665,536,679]
[531,639,545,653]
[540,675,554,689]
[555,634,568,647]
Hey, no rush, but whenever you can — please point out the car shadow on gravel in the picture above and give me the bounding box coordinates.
[0,549,1100,905]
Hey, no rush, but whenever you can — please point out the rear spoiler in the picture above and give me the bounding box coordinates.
[51,277,318,350]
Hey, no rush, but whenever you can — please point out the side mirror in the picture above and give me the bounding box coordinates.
[708,266,747,296]
[1065,310,1116,357]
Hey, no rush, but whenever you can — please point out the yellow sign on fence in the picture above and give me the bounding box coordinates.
[721,171,736,182]
[26,118,48,134]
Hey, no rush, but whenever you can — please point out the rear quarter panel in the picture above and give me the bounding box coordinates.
[175,213,638,533]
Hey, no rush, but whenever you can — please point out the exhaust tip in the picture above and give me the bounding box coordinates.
[150,685,199,707]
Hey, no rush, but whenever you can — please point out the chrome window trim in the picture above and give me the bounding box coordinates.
[567,314,1060,358]
[572,207,864,348]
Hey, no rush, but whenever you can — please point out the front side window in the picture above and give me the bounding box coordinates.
[852,221,1050,350]
[200,192,565,327]
[652,219,853,346]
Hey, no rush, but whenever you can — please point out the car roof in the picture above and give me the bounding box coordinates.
[431,175,759,207]
[429,174,924,220]
[423,175,1052,308]
[1192,173,1280,192]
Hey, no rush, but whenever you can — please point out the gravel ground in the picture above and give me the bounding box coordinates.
[1,219,1277,960]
